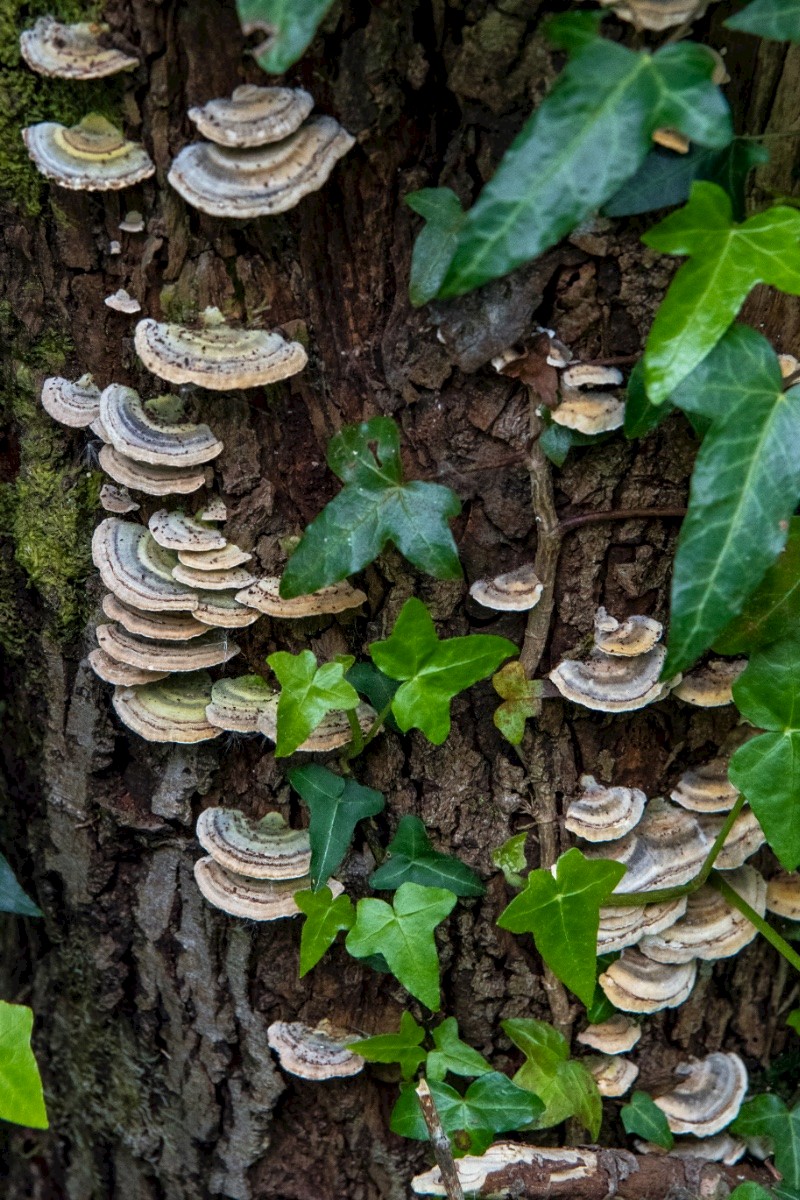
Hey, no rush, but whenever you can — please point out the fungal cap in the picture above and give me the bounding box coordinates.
[258,702,376,751]
[96,622,240,672]
[592,799,708,894]
[88,648,169,687]
[41,374,101,427]
[597,895,687,954]
[168,116,355,219]
[552,389,625,435]
[598,0,702,32]
[99,444,208,495]
[112,671,220,743]
[171,561,256,591]
[235,576,367,617]
[599,947,697,1013]
[766,872,800,920]
[670,758,740,813]
[134,309,308,389]
[196,808,310,879]
[266,1020,365,1080]
[576,1014,641,1055]
[672,659,747,707]
[561,365,624,389]
[636,1133,746,1164]
[549,644,670,712]
[199,498,227,522]
[101,593,209,641]
[593,607,663,657]
[652,127,691,153]
[20,17,138,78]
[92,518,199,613]
[468,564,544,612]
[23,114,155,190]
[585,1054,639,1097]
[193,589,262,628]
[188,84,315,147]
[100,483,139,513]
[100,386,224,467]
[653,1052,748,1137]
[193,857,342,920]
[205,675,278,733]
[639,866,766,963]
[148,509,227,552]
[779,353,799,379]
[697,808,765,870]
[119,210,145,233]
[104,288,141,314]
[565,774,647,842]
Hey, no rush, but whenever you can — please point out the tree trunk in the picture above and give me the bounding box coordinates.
[0,2,795,1198]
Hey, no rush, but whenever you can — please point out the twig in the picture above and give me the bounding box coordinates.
[519,408,561,679]
[559,507,687,534]
[415,1079,464,1200]
[710,871,800,973]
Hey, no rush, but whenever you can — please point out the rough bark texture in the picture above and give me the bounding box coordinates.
[0,2,796,1198]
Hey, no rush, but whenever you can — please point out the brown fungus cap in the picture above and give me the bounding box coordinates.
[20,17,138,78]
[672,658,747,707]
[653,1052,748,1137]
[697,807,765,869]
[590,799,708,894]
[766,872,800,920]
[178,543,252,571]
[598,0,708,30]
[172,561,256,591]
[119,210,144,233]
[101,593,208,641]
[196,809,311,879]
[549,644,671,712]
[41,374,101,427]
[88,648,169,687]
[468,564,543,612]
[113,671,220,743]
[193,589,261,628]
[236,576,366,617]
[96,622,240,673]
[23,114,155,190]
[553,389,625,435]
[593,607,663,657]
[258,702,376,752]
[561,365,624,389]
[148,509,227,552]
[92,519,199,613]
[639,866,766,964]
[99,444,208,496]
[205,675,278,733]
[168,116,355,219]
[134,306,307,390]
[565,774,647,842]
[585,1054,639,1097]
[637,1133,746,1164]
[188,84,315,148]
[100,483,139,514]
[266,1020,365,1080]
[597,895,687,955]
[104,288,140,314]
[100,386,223,467]
[193,858,343,920]
[598,947,697,1013]
[576,1014,642,1055]
[670,758,740,813]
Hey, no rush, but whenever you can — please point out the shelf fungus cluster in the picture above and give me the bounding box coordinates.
[552,365,626,435]
[267,1020,364,1080]
[20,17,138,78]
[23,113,154,191]
[549,607,672,712]
[468,564,543,612]
[168,84,354,219]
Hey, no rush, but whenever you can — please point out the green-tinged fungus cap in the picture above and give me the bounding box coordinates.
[23,114,154,190]
[205,675,278,733]
[196,808,310,879]
[92,519,199,612]
[112,671,219,743]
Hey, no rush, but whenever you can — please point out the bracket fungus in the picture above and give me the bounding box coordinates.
[639,866,766,963]
[92,519,199,612]
[235,576,367,618]
[599,946,698,1013]
[197,809,311,879]
[98,445,208,496]
[576,1014,641,1055]
[168,116,355,219]
[95,623,240,672]
[100,483,139,514]
[672,659,747,707]
[134,307,307,390]
[193,858,315,919]
[468,564,544,612]
[593,608,663,658]
[653,1052,748,1137]
[20,17,138,78]
[101,593,209,641]
[553,364,625,434]
[192,589,261,628]
[41,374,101,428]
[188,85,315,147]
[589,799,709,894]
[638,1133,746,1164]
[205,675,278,733]
[549,644,671,712]
[119,210,145,233]
[266,1020,365,1080]
[597,895,687,954]
[698,808,765,869]
[179,544,252,571]
[148,509,227,552]
[585,1054,639,1097]
[112,671,219,742]
[766,872,800,920]
[565,774,647,842]
[258,702,376,752]
[172,561,256,591]
[23,114,155,190]
[104,288,141,315]
[198,498,227,522]
[88,648,169,687]
[599,0,709,30]
[670,758,740,813]
[100,386,223,467]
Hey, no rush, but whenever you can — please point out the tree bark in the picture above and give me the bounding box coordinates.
[0,2,796,1198]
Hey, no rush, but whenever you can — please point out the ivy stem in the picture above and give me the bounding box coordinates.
[345,709,364,759]
[415,1078,464,1200]
[709,871,800,974]
[520,410,561,678]
[559,507,687,535]
[341,699,394,764]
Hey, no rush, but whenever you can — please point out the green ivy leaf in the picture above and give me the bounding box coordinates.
[437,40,731,297]
[346,663,401,731]
[350,1011,427,1079]
[502,1018,602,1139]
[406,189,466,307]
[543,10,605,51]
[0,1002,48,1129]
[789,1009,800,1035]
[346,881,457,1011]
[370,815,484,897]
[294,886,356,977]
[729,636,800,869]
[369,597,516,744]
[427,1018,493,1081]
[621,1091,675,1150]
[715,518,800,654]
[663,325,800,676]
[289,764,384,888]
[390,1072,544,1156]
[586,954,620,1024]
[729,1185,775,1200]
[0,853,41,917]
[235,0,336,73]
[726,0,800,41]
[281,417,462,597]
[497,848,626,1006]
[642,183,800,403]
[267,649,360,757]
[732,1094,800,1189]
[492,833,528,890]
[624,360,673,439]
[492,661,542,745]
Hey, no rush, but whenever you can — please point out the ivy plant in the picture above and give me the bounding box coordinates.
[294,886,356,977]
[369,815,484,897]
[502,1017,601,1138]
[268,650,360,757]
[235,0,336,72]
[289,764,384,887]
[621,1091,674,1150]
[0,1002,48,1130]
[732,1095,800,1191]
[391,1071,544,1156]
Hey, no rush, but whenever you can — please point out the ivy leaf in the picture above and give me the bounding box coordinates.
[497,848,626,1006]
[715,518,800,654]
[729,1185,774,1200]
[427,1018,493,1081]
[350,1011,427,1079]
[492,833,528,890]
[789,1009,800,1036]
[732,1094,800,1188]
[345,882,457,1011]
[280,417,462,598]
[726,0,800,41]
[289,764,384,888]
[369,815,484,897]
[621,1091,675,1150]
[642,183,800,404]
[586,954,620,1024]
[369,597,517,744]
[294,886,356,977]
[624,360,673,439]
[663,325,800,676]
[346,663,400,731]
[267,649,360,757]
[406,189,466,307]
[729,635,800,869]
[492,661,542,745]
[502,1018,602,1139]
[235,0,336,73]
[390,1072,545,1156]
[544,10,605,51]
[0,1002,48,1129]
[437,40,731,297]
[0,853,41,917]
